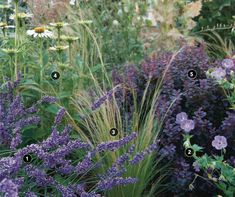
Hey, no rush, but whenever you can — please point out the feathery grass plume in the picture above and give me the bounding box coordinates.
[0,103,160,196]
[69,47,186,197]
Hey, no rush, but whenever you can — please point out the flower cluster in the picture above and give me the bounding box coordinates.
[0,81,159,196]
[175,112,195,133]
[0,76,56,150]
[183,134,235,196]
[91,84,123,111]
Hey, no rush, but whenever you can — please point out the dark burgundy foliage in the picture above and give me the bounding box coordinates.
[112,44,235,195]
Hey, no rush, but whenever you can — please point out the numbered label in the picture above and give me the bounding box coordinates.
[23,154,32,163]
[185,148,194,157]
[51,71,60,80]
[109,128,118,136]
[187,69,197,79]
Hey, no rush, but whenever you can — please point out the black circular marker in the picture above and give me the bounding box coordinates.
[110,128,118,136]
[185,148,194,157]
[187,69,197,79]
[23,154,32,163]
[51,71,60,80]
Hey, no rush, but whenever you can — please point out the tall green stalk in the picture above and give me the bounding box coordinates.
[14,0,19,80]
[69,42,73,66]
[39,38,44,85]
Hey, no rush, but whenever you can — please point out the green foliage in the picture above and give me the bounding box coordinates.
[183,134,235,197]
[218,71,235,109]
[194,0,235,49]
[73,0,147,67]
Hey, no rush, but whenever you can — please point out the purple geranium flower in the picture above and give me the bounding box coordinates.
[212,135,227,150]
[210,67,226,80]
[176,112,188,124]
[193,161,200,172]
[222,58,234,69]
[180,119,195,133]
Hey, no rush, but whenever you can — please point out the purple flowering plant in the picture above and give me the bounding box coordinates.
[0,75,56,150]
[207,58,235,109]
[183,134,235,197]
[111,44,235,195]
[0,76,162,196]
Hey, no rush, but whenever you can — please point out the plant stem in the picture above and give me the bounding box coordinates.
[39,38,44,85]
[57,28,61,45]
[14,1,19,80]
[69,42,72,66]
[10,56,14,80]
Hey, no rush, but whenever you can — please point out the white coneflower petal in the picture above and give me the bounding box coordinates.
[49,22,69,29]
[61,35,79,43]
[10,12,33,20]
[26,27,53,39]
[49,45,69,52]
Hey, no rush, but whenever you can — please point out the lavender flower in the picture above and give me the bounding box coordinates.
[25,165,55,187]
[0,157,21,180]
[91,85,122,110]
[176,112,188,124]
[95,132,137,152]
[0,178,19,197]
[130,152,146,165]
[212,135,228,150]
[25,192,37,197]
[56,184,76,197]
[180,119,195,133]
[54,108,66,125]
[222,58,234,69]
[80,192,101,197]
[40,95,57,104]
[0,77,43,149]
[97,177,138,191]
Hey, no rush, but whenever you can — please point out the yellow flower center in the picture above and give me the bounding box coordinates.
[34,27,45,33]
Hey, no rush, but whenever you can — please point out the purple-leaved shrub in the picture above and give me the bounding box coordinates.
[110,44,235,195]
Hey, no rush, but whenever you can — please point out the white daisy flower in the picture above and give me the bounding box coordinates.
[70,0,76,6]
[10,12,33,20]
[49,22,69,29]
[0,22,15,29]
[49,45,69,52]
[61,35,79,43]
[27,27,53,38]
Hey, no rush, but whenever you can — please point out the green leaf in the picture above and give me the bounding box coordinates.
[192,144,203,152]
[57,91,72,99]
[45,104,60,114]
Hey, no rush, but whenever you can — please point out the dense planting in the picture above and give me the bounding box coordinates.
[111,45,235,196]
[0,0,234,196]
